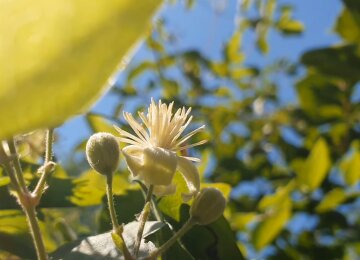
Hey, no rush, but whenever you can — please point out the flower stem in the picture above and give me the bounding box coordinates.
[24,205,48,260]
[33,129,56,202]
[134,184,154,257]
[0,144,22,198]
[32,128,56,203]
[149,217,195,259]
[6,138,27,193]
[45,129,54,163]
[106,175,120,232]
[106,175,133,259]
[1,140,48,260]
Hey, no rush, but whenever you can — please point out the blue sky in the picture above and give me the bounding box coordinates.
[54,0,343,162]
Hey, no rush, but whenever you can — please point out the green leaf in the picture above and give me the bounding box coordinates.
[342,151,360,186]
[316,188,347,213]
[86,113,118,136]
[127,61,157,82]
[51,221,164,259]
[257,34,269,54]
[225,32,245,64]
[277,20,304,34]
[230,212,257,231]
[258,180,295,211]
[301,45,360,82]
[335,8,360,43]
[70,170,135,207]
[296,74,344,123]
[167,205,245,260]
[0,176,10,187]
[158,172,192,221]
[0,210,57,258]
[0,1,160,139]
[252,201,291,250]
[276,5,304,35]
[297,138,330,191]
[146,222,195,260]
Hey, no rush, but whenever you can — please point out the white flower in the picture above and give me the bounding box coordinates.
[115,99,206,200]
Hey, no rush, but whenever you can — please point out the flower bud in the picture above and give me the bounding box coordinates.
[86,133,120,176]
[190,188,226,225]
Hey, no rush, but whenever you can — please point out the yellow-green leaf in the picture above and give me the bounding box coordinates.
[316,188,347,213]
[70,170,134,206]
[0,1,160,139]
[257,34,269,54]
[335,8,360,43]
[297,138,330,191]
[277,19,304,34]
[343,151,360,186]
[252,201,291,250]
[86,113,118,136]
[158,172,191,221]
[258,180,295,211]
[276,5,304,34]
[225,32,245,63]
[231,212,257,231]
[0,176,10,187]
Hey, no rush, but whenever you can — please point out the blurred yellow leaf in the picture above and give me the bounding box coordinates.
[335,8,360,43]
[277,5,304,34]
[86,114,118,136]
[297,138,330,191]
[316,188,347,213]
[70,170,134,206]
[277,19,304,34]
[231,212,257,231]
[0,210,57,256]
[252,200,291,250]
[342,151,360,186]
[0,1,160,139]
[258,180,295,211]
[0,176,10,187]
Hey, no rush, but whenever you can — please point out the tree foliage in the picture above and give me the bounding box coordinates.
[1,0,360,259]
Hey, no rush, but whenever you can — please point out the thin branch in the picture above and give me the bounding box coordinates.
[134,185,154,257]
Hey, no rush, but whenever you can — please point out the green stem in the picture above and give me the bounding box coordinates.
[106,175,120,231]
[1,141,48,260]
[33,128,56,201]
[0,144,22,197]
[149,217,195,259]
[45,129,54,163]
[24,205,48,260]
[6,138,27,193]
[106,175,133,259]
[134,185,154,257]
[33,162,55,201]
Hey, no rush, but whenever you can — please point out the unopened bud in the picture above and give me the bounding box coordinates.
[190,188,226,225]
[86,133,120,176]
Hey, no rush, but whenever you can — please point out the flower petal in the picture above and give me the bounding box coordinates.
[153,183,176,197]
[177,156,200,201]
[142,147,177,186]
[122,145,143,177]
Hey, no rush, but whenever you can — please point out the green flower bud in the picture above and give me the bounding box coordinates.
[190,188,226,225]
[86,133,120,176]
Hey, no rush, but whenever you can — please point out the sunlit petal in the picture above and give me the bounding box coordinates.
[177,156,200,202]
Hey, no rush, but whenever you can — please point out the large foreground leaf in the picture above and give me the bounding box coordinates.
[0,0,160,139]
[51,221,164,259]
